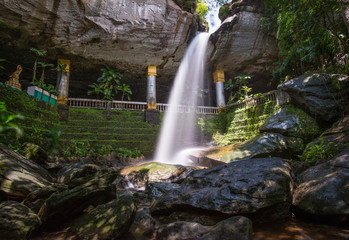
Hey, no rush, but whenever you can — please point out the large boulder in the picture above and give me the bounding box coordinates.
[280,73,349,123]
[0,201,41,240]
[38,170,117,225]
[260,105,321,142]
[204,133,304,163]
[208,0,278,92]
[293,148,349,223]
[56,162,100,185]
[0,144,53,200]
[155,216,252,240]
[151,158,293,223]
[119,162,197,188]
[71,190,136,240]
[129,207,157,240]
[22,184,68,213]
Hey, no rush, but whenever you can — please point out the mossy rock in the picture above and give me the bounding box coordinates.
[22,143,48,164]
[260,105,322,142]
[119,162,197,188]
[208,133,304,163]
[0,201,41,240]
[71,190,136,240]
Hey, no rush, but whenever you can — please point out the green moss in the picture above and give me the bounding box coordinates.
[214,101,281,146]
[0,84,60,153]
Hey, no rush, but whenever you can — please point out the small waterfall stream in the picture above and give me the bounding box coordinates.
[154,33,210,165]
[154,2,224,165]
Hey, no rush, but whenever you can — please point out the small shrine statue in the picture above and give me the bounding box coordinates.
[5,65,22,90]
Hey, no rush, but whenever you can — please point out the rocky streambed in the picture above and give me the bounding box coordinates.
[0,143,348,240]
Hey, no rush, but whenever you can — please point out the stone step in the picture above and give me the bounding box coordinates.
[60,139,156,157]
[68,109,145,121]
[61,133,158,141]
[63,120,156,128]
[62,126,159,135]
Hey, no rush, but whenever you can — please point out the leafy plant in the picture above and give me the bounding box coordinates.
[265,0,349,83]
[118,83,132,101]
[116,147,142,158]
[0,101,24,139]
[38,62,54,83]
[30,48,47,82]
[63,140,91,157]
[88,83,103,99]
[225,74,253,104]
[300,138,338,162]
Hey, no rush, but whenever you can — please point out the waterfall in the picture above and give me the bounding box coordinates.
[154,33,210,165]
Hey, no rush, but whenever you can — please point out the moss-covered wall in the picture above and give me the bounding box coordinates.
[199,101,281,146]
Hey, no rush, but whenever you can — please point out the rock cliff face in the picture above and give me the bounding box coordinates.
[0,0,195,92]
[208,0,278,92]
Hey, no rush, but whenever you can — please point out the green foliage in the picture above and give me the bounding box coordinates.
[265,0,349,83]
[197,0,209,23]
[89,67,123,100]
[225,74,254,104]
[300,137,338,162]
[30,48,47,82]
[88,67,133,101]
[37,62,54,83]
[0,101,24,139]
[0,85,60,153]
[63,140,91,157]
[116,147,142,158]
[118,83,132,101]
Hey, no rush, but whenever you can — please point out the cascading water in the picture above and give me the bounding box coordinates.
[154,1,225,165]
[154,33,210,165]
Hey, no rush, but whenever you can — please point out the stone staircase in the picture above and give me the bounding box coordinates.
[60,108,160,157]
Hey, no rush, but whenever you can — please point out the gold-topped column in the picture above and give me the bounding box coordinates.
[147,65,157,110]
[213,70,226,108]
[56,59,70,104]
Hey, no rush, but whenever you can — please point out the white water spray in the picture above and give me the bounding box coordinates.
[154,33,210,165]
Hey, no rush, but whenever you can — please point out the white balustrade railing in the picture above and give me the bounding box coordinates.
[224,90,290,111]
[68,98,219,114]
[68,90,288,114]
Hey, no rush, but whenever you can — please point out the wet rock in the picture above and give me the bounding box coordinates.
[151,158,293,223]
[57,162,100,185]
[146,182,180,198]
[208,133,304,163]
[0,144,53,200]
[0,201,41,240]
[22,143,48,165]
[155,216,252,240]
[280,73,349,123]
[71,190,136,240]
[129,207,157,240]
[293,148,349,223]
[22,184,68,213]
[119,162,197,188]
[38,170,117,225]
[260,105,321,142]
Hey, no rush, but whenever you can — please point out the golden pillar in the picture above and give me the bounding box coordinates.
[56,59,70,104]
[147,65,157,110]
[213,70,226,108]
